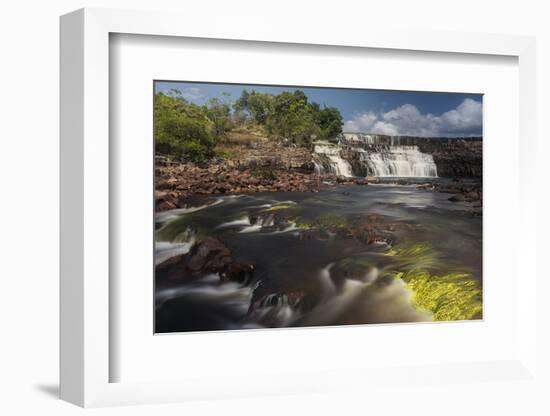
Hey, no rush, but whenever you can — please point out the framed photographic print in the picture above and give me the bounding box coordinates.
[153,80,483,334]
[60,7,538,408]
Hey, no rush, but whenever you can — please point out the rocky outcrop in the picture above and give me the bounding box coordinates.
[415,179,482,216]
[438,181,482,202]
[156,163,316,210]
[339,133,482,178]
[155,134,482,213]
[156,237,254,284]
[348,213,401,245]
[416,140,482,178]
[155,163,362,211]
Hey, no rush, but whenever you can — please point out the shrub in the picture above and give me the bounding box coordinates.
[154,91,216,162]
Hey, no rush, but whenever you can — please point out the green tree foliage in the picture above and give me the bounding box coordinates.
[234,89,343,145]
[204,98,232,140]
[266,91,320,145]
[233,90,274,124]
[312,104,343,141]
[154,87,345,163]
[154,91,215,163]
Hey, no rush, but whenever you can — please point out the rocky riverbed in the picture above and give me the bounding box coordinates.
[155,133,482,212]
[156,159,482,217]
[155,160,366,211]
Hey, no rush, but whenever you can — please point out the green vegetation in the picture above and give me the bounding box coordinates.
[296,213,348,230]
[156,209,220,243]
[234,90,273,124]
[237,90,343,145]
[204,97,233,140]
[386,243,482,321]
[154,91,216,163]
[399,271,483,321]
[154,88,343,162]
[250,166,278,181]
[268,204,293,212]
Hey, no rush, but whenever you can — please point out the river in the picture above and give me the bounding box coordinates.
[155,181,482,333]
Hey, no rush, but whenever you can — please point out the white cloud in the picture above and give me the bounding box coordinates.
[371,121,399,135]
[343,98,482,137]
[343,111,377,132]
[180,87,204,102]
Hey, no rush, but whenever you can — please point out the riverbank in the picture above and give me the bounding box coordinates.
[155,132,482,213]
[155,158,482,217]
[155,159,365,211]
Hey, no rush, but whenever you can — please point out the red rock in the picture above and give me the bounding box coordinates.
[158,200,177,211]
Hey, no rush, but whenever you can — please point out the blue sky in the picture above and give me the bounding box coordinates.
[155,81,483,137]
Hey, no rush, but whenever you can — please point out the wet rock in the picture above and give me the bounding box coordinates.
[249,211,276,227]
[349,213,400,245]
[331,257,381,288]
[155,190,169,200]
[187,237,232,272]
[155,190,180,211]
[249,289,315,317]
[156,237,254,284]
[221,262,255,285]
[464,191,480,201]
[156,254,188,282]
[469,206,483,217]
[300,161,315,173]
[416,139,482,178]
[158,200,178,210]
[299,229,332,241]
[448,194,465,202]
[336,176,351,184]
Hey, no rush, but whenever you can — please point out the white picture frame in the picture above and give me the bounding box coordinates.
[60,7,538,407]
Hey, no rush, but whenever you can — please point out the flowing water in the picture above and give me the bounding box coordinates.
[312,134,438,178]
[155,183,482,333]
[357,146,438,177]
[313,143,353,177]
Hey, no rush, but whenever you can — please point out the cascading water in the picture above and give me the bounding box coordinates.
[312,134,438,178]
[312,142,353,177]
[359,146,438,177]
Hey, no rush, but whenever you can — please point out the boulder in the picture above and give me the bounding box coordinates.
[349,213,400,245]
[156,237,254,284]
[158,200,178,210]
[464,191,480,201]
[448,194,465,202]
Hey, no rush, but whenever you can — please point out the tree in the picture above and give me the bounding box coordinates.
[204,98,232,140]
[266,90,320,145]
[314,106,343,141]
[154,91,216,163]
[234,90,273,124]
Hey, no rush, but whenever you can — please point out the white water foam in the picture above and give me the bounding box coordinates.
[313,139,438,178]
[155,240,195,265]
[313,143,353,177]
[156,199,223,223]
[361,146,438,177]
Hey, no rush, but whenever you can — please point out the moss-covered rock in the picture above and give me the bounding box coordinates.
[386,242,482,321]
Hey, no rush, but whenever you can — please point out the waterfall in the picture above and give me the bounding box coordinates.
[312,143,353,177]
[359,146,438,177]
[312,136,438,178]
